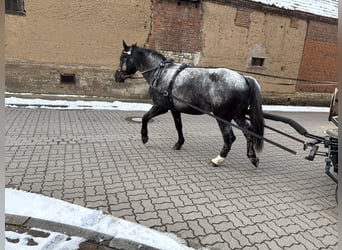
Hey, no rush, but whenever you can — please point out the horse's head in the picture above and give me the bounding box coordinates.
[114,41,138,83]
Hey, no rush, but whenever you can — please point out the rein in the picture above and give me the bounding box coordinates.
[169,94,297,155]
[143,62,297,155]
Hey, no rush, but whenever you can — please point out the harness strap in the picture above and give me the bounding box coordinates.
[167,63,188,109]
[151,62,165,87]
[242,76,252,113]
[151,60,173,87]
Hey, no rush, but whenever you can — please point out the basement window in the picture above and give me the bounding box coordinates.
[5,0,26,16]
[251,57,265,67]
[60,73,76,84]
[177,0,201,8]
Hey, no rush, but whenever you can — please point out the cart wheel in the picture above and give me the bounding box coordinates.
[336,185,338,203]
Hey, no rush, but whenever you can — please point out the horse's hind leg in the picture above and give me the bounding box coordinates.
[234,117,259,167]
[211,120,236,166]
[141,105,168,144]
[171,110,185,150]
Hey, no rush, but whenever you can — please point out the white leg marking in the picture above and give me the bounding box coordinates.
[211,155,225,166]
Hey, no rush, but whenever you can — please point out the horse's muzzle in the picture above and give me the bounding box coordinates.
[114,70,126,83]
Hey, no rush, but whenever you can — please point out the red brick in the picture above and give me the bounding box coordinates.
[297,21,338,93]
[148,0,202,53]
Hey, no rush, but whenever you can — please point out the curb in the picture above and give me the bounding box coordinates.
[5,214,158,250]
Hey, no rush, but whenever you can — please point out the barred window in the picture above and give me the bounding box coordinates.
[5,0,26,16]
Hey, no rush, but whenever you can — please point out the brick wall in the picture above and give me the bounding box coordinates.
[297,21,338,92]
[234,7,252,28]
[148,0,202,53]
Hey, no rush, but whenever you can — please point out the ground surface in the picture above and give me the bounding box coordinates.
[5,107,337,249]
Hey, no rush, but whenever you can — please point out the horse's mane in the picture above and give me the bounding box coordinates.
[135,45,167,61]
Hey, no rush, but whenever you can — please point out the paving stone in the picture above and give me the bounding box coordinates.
[157,210,173,224]
[167,209,184,223]
[165,222,188,233]
[292,233,317,250]
[182,212,203,221]
[154,202,175,210]
[170,195,185,207]
[284,243,307,250]
[318,234,338,247]
[275,235,300,248]
[197,218,217,235]
[218,205,239,214]
[240,225,262,235]
[282,224,303,234]
[177,229,196,240]
[187,220,206,236]
[200,233,224,246]
[253,242,272,250]
[223,229,249,248]
[264,221,287,237]
[249,214,269,224]
[246,232,270,244]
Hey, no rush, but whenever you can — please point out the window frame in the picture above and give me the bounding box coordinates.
[5,0,26,16]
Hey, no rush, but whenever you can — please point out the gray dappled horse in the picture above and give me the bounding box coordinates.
[114,41,264,167]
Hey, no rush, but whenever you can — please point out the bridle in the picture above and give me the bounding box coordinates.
[117,50,162,80]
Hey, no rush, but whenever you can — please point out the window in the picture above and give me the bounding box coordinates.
[251,57,265,67]
[60,74,76,84]
[5,0,26,16]
[177,0,201,8]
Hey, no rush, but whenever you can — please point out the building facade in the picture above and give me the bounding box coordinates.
[5,0,338,103]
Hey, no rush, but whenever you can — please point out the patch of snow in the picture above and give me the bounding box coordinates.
[5,97,153,111]
[5,229,85,250]
[263,105,329,112]
[5,96,329,112]
[5,188,193,250]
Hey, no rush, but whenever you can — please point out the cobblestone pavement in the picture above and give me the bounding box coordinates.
[5,107,337,249]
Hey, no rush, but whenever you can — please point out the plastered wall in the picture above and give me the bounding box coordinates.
[5,0,151,66]
[200,2,307,92]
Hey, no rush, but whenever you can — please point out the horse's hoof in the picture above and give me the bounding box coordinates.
[211,155,225,166]
[142,136,149,144]
[250,158,259,168]
[210,161,220,167]
[172,143,182,150]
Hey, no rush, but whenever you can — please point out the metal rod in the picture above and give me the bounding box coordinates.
[247,117,306,144]
[171,95,297,155]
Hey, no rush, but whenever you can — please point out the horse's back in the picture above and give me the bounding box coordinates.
[171,66,249,113]
[175,67,247,91]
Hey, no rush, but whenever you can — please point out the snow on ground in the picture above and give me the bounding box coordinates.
[5,96,329,113]
[6,229,85,250]
[5,188,193,250]
[5,97,153,111]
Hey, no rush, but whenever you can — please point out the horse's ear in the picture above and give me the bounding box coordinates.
[133,42,137,46]
[123,40,129,51]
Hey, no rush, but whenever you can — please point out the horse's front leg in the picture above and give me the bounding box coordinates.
[211,120,236,166]
[171,110,185,150]
[141,105,168,144]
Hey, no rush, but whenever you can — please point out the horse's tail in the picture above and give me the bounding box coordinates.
[245,76,264,152]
